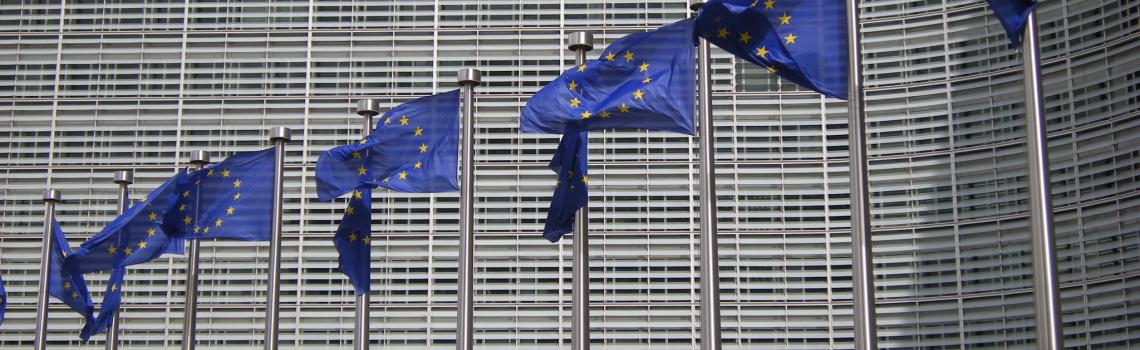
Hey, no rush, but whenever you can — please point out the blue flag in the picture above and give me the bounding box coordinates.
[64,173,190,275]
[519,19,696,135]
[334,186,372,294]
[543,132,590,242]
[48,219,95,325]
[0,274,6,328]
[80,267,124,341]
[986,0,1038,46]
[695,0,848,99]
[176,148,277,241]
[316,90,461,201]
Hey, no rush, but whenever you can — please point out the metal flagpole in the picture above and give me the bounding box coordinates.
[264,126,292,350]
[456,68,481,350]
[567,31,594,350]
[182,153,209,350]
[33,189,62,350]
[689,2,722,349]
[1020,11,1064,350]
[353,98,380,350]
[106,170,134,350]
[843,2,879,350]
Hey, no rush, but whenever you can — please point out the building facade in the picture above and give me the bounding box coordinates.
[0,0,1137,348]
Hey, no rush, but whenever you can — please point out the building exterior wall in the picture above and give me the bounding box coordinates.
[0,0,1137,348]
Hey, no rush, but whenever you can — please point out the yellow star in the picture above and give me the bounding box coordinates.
[399,171,408,180]
[194,226,201,234]
[233,179,242,188]
[352,151,361,159]
[353,190,362,199]
[643,76,652,84]
[765,0,775,9]
[414,127,424,136]
[203,227,210,234]
[182,191,190,198]
[414,161,423,169]
[639,62,649,72]
[215,218,223,227]
[207,169,214,176]
[107,246,117,255]
[71,291,79,299]
[358,166,367,175]
[582,176,589,184]
[623,51,634,62]
[183,216,192,225]
[179,204,187,212]
[64,281,71,289]
[233,193,241,200]
[605,52,616,61]
[619,104,630,113]
[358,138,367,145]
[362,236,371,245]
[784,33,797,44]
[383,177,391,183]
[739,31,752,44]
[399,115,409,125]
[346,206,355,215]
[349,232,358,241]
[633,89,645,100]
[600,111,611,119]
[779,13,791,25]
[570,97,581,108]
[148,212,157,221]
[756,46,769,58]
[227,206,235,215]
[111,284,119,292]
[137,241,147,249]
[577,65,586,72]
[751,0,760,7]
[580,110,592,119]
[767,66,778,73]
[147,228,156,236]
[123,247,133,255]
[419,143,428,153]
[384,117,392,125]
[222,169,231,177]
[717,28,730,39]
[568,80,577,91]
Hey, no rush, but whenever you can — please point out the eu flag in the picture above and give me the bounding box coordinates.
[64,172,190,275]
[986,0,1038,46]
[519,19,696,135]
[333,186,372,294]
[543,131,589,242]
[48,219,95,325]
[316,90,461,201]
[0,274,6,327]
[695,0,848,99]
[80,267,124,340]
[176,148,277,241]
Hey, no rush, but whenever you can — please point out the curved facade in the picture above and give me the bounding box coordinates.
[0,0,1137,348]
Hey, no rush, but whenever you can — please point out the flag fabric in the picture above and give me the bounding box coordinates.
[64,172,190,275]
[543,131,590,242]
[519,18,696,135]
[316,90,461,202]
[176,148,277,241]
[333,186,372,294]
[80,267,124,341]
[48,219,95,325]
[694,0,848,99]
[0,274,6,328]
[986,0,1038,46]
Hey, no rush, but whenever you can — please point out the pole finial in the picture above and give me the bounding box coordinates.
[113,170,135,185]
[356,99,380,118]
[43,189,61,202]
[189,150,211,166]
[270,126,292,142]
[457,68,482,86]
[689,1,705,11]
[567,32,594,52]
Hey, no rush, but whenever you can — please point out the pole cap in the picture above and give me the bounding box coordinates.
[457,68,482,86]
[689,1,705,11]
[189,150,211,166]
[113,170,134,185]
[43,189,61,202]
[356,99,381,118]
[270,126,292,142]
[567,32,594,52]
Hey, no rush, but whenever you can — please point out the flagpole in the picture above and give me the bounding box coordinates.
[182,153,209,350]
[689,3,723,349]
[264,126,292,350]
[1020,11,1064,350]
[105,170,134,350]
[33,188,62,350]
[353,98,380,350]
[456,68,481,350]
[567,31,594,350]
[843,2,879,350]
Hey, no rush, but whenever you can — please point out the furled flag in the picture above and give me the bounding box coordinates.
[519,18,696,135]
[333,186,372,294]
[986,0,1038,46]
[694,0,848,99]
[0,274,6,327]
[64,172,190,275]
[80,267,124,340]
[175,148,277,241]
[542,132,589,242]
[48,219,95,326]
[316,90,461,201]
